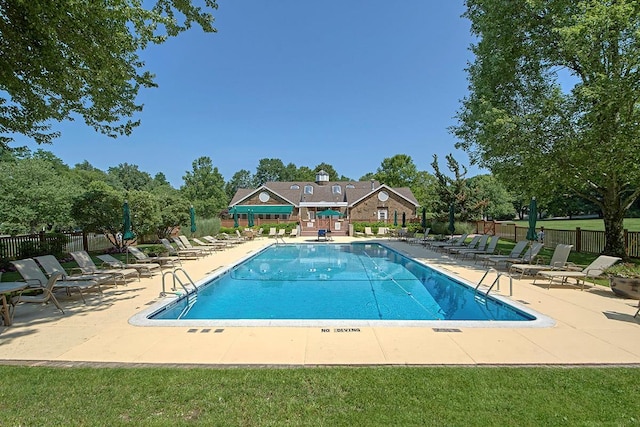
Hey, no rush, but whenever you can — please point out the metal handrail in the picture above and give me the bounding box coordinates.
[160,268,197,298]
[475,268,513,296]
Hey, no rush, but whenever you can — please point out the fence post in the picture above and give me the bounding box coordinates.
[82,231,89,252]
[624,229,629,256]
[575,227,581,253]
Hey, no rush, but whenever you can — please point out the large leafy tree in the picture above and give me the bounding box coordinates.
[0,0,217,147]
[0,155,78,234]
[108,163,153,191]
[181,156,228,218]
[468,175,515,220]
[71,181,124,249]
[224,169,254,200]
[254,158,287,185]
[454,0,640,257]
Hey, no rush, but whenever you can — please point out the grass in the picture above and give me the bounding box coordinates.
[0,366,638,425]
[508,217,640,231]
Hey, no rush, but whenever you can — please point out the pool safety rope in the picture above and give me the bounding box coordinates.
[359,248,443,319]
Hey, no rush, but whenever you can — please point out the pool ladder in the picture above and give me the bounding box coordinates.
[475,268,513,297]
[160,268,198,299]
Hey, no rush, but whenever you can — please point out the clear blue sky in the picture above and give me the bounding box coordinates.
[16,0,482,187]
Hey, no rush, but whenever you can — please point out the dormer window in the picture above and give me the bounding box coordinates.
[332,185,341,194]
[304,185,313,194]
[346,184,355,189]
[290,184,300,190]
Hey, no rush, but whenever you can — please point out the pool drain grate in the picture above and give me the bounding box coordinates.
[432,328,462,333]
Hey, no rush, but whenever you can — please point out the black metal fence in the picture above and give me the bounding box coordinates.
[0,232,112,259]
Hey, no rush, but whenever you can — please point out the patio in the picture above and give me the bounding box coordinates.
[1,236,639,367]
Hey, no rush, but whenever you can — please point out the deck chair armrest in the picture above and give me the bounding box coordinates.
[534,257,546,265]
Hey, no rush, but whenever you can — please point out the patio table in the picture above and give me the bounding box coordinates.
[0,282,28,326]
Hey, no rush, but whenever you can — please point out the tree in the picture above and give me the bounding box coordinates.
[0,156,78,234]
[454,0,640,257]
[254,158,286,185]
[468,175,515,220]
[225,169,254,199]
[71,181,124,249]
[155,192,191,240]
[430,154,473,221]
[181,156,228,218]
[0,1,217,147]
[108,163,153,191]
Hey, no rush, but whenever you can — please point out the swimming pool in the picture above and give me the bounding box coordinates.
[132,243,554,328]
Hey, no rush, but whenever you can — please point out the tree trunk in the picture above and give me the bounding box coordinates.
[602,193,627,259]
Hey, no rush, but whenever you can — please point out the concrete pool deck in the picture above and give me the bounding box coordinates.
[1,236,639,367]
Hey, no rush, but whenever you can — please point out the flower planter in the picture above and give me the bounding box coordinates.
[609,276,640,300]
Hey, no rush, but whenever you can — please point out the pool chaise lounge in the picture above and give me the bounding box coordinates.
[96,254,161,277]
[11,258,102,304]
[509,244,573,279]
[35,255,116,286]
[533,255,622,290]
[127,246,181,267]
[70,251,140,283]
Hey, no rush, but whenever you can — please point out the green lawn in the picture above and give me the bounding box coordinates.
[0,366,638,425]
[508,217,640,231]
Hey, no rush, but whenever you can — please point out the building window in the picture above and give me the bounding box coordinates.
[259,192,270,202]
[332,185,341,194]
[304,185,313,194]
[290,184,300,190]
[378,209,388,221]
[346,184,355,189]
[378,191,389,202]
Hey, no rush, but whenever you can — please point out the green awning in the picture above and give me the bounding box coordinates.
[230,205,293,214]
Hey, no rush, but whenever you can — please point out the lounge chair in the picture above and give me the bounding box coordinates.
[448,235,488,256]
[289,228,298,238]
[160,238,200,259]
[268,227,277,238]
[443,235,482,254]
[256,228,264,239]
[460,236,500,260]
[70,251,140,283]
[409,228,431,245]
[11,259,102,304]
[534,255,622,290]
[426,234,468,251]
[377,227,389,237]
[127,245,180,267]
[485,242,544,269]
[364,227,375,237]
[509,244,573,279]
[96,254,161,277]
[201,236,232,250]
[174,236,212,255]
[476,240,528,266]
[192,237,225,251]
[277,229,286,237]
[35,255,116,286]
[8,271,65,321]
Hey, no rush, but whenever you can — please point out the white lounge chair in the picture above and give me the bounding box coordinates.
[534,255,622,290]
[364,227,375,237]
[160,238,201,259]
[289,228,298,238]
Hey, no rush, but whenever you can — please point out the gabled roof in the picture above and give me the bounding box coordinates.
[229,180,419,208]
[348,184,420,207]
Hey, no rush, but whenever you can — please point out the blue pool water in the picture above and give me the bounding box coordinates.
[148,243,538,323]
